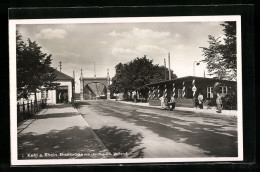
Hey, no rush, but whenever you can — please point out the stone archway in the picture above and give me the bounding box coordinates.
[83,82,107,100]
[80,77,110,100]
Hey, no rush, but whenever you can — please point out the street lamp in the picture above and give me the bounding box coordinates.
[193,61,200,76]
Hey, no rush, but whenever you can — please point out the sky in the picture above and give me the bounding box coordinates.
[17,21,225,93]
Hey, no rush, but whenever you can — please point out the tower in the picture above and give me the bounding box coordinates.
[80,69,84,100]
[107,69,110,99]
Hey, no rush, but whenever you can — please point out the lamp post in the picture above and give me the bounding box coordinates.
[193,61,200,76]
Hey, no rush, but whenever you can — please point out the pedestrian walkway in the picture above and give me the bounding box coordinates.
[18,104,112,159]
[110,99,237,117]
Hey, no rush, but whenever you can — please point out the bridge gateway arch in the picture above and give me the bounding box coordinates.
[79,69,111,100]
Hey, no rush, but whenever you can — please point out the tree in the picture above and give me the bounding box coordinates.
[16,31,57,100]
[109,56,177,100]
[150,65,177,83]
[200,22,237,80]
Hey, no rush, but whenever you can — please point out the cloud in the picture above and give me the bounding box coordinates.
[174,33,180,38]
[35,28,67,39]
[108,27,170,39]
[55,51,80,58]
[111,45,169,59]
[112,47,141,58]
[100,41,107,44]
[136,45,168,54]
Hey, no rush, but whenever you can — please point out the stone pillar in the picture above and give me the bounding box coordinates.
[80,69,84,100]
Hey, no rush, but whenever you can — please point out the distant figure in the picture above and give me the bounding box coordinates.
[224,94,232,110]
[169,96,176,111]
[198,93,204,109]
[159,96,165,109]
[216,92,222,113]
[63,92,68,103]
[59,92,62,103]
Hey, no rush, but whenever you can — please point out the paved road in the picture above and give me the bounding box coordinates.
[75,100,238,158]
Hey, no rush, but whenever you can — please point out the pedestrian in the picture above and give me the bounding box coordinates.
[198,93,204,109]
[169,96,176,110]
[159,96,165,109]
[63,92,67,103]
[58,92,62,103]
[216,92,222,113]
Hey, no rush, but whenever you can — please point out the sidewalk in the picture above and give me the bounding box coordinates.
[109,99,237,117]
[18,104,112,159]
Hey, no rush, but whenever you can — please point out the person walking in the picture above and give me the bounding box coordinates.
[159,96,165,109]
[198,93,204,109]
[216,92,222,113]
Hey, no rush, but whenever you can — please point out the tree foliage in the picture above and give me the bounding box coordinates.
[200,22,237,80]
[16,31,57,100]
[109,56,177,99]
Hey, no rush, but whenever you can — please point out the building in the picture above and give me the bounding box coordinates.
[45,69,75,104]
[146,76,237,108]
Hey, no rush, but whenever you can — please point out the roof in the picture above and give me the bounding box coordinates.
[53,69,74,81]
[147,76,236,86]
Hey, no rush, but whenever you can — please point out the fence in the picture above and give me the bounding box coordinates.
[17,99,47,123]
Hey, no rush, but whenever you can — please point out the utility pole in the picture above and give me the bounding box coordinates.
[94,61,96,77]
[168,52,171,80]
[59,61,62,72]
[164,58,167,80]
[72,71,75,102]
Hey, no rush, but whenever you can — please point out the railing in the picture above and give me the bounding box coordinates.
[17,99,47,123]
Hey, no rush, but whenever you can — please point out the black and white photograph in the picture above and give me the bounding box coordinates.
[9,16,243,165]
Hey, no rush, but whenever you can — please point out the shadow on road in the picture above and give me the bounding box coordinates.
[94,126,145,158]
[18,126,110,159]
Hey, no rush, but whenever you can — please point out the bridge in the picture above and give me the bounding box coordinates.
[79,69,110,100]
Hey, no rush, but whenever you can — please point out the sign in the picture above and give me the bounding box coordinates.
[192,86,197,92]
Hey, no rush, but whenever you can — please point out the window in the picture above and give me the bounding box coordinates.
[219,86,228,94]
[207,86,213,98]
[219,86,228,97]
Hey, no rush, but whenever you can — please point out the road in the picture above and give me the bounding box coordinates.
[75,100,238,158]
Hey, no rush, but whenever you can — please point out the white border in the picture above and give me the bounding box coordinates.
[9,16,243,165]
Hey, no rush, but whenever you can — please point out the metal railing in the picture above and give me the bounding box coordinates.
[17,99,47,123]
